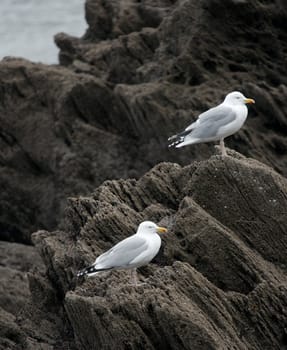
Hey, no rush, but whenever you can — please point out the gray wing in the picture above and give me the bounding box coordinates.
[188,105,236,139]
[95,235,148,269]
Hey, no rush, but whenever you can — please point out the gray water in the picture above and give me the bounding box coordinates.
[0,0,86,63]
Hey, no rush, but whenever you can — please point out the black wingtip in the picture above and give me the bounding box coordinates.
[77,265,98,277]
[168,135,184,148]
[77,269,87,278]
[168,129,190,148]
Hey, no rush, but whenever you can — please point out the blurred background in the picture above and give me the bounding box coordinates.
[0,0,86,63]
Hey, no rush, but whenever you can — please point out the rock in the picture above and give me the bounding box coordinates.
[1,0,287,243]
[1,0,287,244]
[15,272,76,350]
[56,0,287,175]
[0,241,43,273]
[1,0,287,348]
[65,263,287,350]
[23,153,287,349]
[0,307,25,350]
[0,241,44,316]
[83,0,169,41]
[0,58,138,242]
[0,242,46,350]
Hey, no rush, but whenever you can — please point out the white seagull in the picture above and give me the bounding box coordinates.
[77,221,167,285]
[168,91,255,156]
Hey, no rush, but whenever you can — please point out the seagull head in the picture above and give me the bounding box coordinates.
[137,221,168,235]
[224,91,255,106]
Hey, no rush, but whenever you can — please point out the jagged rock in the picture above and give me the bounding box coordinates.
[15,272,76,350]
[83,0,170,41]
[55,0,287,175]
[1,0,287,243]
[0,58,136,242]
[0,241,44,315]
[25,153,287,349]
[0,242,45,350]
[1,0,287,347]
[0,307,25,350]
[1,0,287,244]
[64,263,287,350]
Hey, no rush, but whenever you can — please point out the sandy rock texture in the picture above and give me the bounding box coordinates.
[1,0,287,349]
[0,0,287,242]
[12,153,286,349]
[0,242,44,349]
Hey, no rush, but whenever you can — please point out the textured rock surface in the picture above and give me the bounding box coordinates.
[1,0,287,349]
[0,241,44,315]
[16,153,286,349]
[0,242,44,350]
[0,307,25,350]
[1,0,287,242]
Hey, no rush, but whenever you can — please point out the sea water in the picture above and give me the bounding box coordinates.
[0,0,86,63]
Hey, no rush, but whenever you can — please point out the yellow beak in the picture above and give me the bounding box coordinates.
[156,226,168,234]
[244,98,255,104]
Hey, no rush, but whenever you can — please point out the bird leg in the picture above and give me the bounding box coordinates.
[219,138,227,157]
[130,268,138,286]
[129,268,147,286]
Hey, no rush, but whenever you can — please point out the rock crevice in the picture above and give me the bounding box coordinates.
[22,153,287,350]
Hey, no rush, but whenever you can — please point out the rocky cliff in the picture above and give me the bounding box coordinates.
[1,0,287,242]
[4,152,287,349]
[1,0,287,349]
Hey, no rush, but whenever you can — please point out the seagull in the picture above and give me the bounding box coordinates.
[77,221,168,285]
[168,91,255,156]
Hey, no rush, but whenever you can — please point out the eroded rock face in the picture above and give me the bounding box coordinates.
[0,241,44,316]
[1,0,287,348]
[1,0,287,243]
[0,59,137,242]
[0,242,45,350]
[23,153,287,349]
[56,0,287,175]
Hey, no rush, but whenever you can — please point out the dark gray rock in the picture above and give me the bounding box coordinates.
[0,241,44,316]
[1,0,287,243]
[27,153,287,350]
[1,0,287,348]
